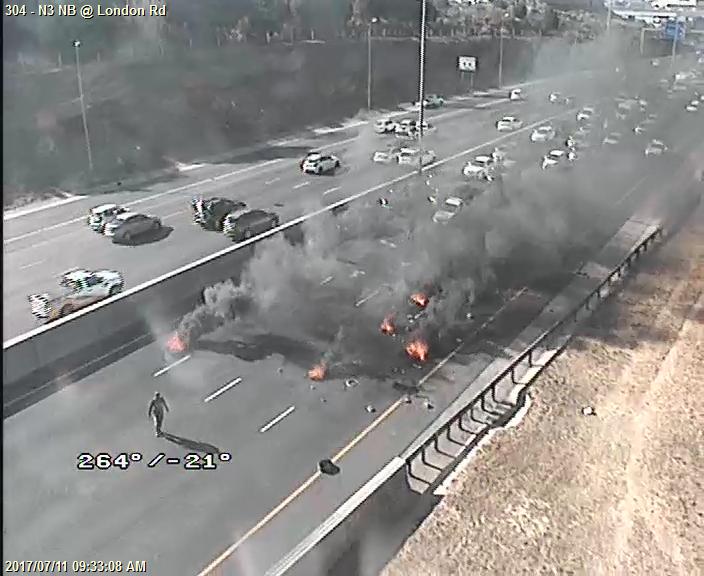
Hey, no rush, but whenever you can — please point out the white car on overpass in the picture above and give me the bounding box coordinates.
[541,149,576,170]
[576,107,595,122]
[372,146,402,164]
[301,153,341,174]
[634,114,657,135]
[432,196,464,224]
[374,118,398,134]
[645,139,667,156]
[602,132,622,146]
[530,125,556,143]
[462,155,495,179]
[685,99,699,112]
[87,204,130,232]
[496,116,523,132]
[397,148,436,166]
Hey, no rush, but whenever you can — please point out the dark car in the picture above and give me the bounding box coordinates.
[192,197,247,231]
[223,209,280,242]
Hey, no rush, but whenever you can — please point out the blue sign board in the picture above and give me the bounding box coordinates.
[664,20,686,41]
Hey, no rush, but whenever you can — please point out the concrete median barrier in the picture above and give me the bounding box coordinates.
[2,242,257,399]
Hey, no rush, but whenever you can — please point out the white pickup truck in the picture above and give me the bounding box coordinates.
[28,268,124,322]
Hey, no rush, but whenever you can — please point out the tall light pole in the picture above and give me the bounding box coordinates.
[73,39,94,173]
[417,0,428,174]
[606,0,613,34]
[367,17,378,111]
[670,17,683,70]
[498,12,508,89]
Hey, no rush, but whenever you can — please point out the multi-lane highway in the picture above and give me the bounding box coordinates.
[3,69,628,341]
[5,57,703,575]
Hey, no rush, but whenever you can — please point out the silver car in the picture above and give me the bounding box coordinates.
[104,212,162,243]
[87,203,129,232]
[645,139,667,156]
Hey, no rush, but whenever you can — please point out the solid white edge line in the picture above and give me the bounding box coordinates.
[355,287,381,307]
[259,405,296,433]
[152,354,192,378]
[3,195,87,221]
[204,377,243,403]
[3,70,595,235]
[19,260,44,270]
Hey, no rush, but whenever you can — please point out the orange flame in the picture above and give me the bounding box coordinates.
[405,338,429,362]
[380,314,396,335]
[308,362,327,381]
[410,292,429,309]
[166,332,187,354]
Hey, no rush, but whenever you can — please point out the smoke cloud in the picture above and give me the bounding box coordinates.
[175,32,703,377]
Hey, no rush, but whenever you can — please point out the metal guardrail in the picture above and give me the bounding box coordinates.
[402,223,664,488]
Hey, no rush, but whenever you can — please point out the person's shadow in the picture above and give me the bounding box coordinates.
[162,432,221,454]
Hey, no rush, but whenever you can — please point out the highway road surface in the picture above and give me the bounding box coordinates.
[3,67,635,341]
[5,62,703,575]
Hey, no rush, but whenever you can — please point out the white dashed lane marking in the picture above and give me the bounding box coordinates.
[259,406,296,433]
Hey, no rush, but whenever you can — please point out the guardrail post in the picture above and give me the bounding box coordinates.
[406,459,428,485]
[510,366,519,384]
[433,435,441,453]
[420,446,431,468]
[458,409,471,433]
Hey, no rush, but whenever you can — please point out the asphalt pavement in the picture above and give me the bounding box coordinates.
[2,71,615,341]
[5,66,703,574]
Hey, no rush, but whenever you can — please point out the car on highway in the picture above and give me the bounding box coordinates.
[103,212,162,243]
[413,94,445,109]
[508,88,524,101]
[301,152,341,175]
[602,132,622,146]
[674,70,697,83]
[541,149,576,170]
[576,107,595,123]
[462,155,495,180]
[87,204,130,233]
[432,196,464,224]
[615,99,639,120]
[530,125,556,143]
[548,91,574,105]
[645,139,667,156]
[397,148,436,166]
[223,209,280,242]
[28,268,124,322]
[496,116,523,131]
[633,114,658,135]
[565,132,589,150]
[575,123,592,138]
[395,119,431,138]
[685,99,700,112]
[192,197,247,231]
[374,118,398,134]
[372,146,403,164]
[490,145,516,168]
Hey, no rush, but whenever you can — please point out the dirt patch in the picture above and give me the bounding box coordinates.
[382,205,704,575]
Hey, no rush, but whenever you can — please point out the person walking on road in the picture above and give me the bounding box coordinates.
[148,392,169,437]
